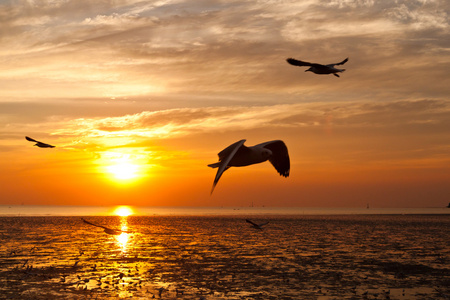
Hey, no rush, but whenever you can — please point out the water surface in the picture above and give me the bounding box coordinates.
[0,214,448,299]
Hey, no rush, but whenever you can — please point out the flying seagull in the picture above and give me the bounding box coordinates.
[81,218,131,235]
[208,139,290,194]
[246,219,269,230]
[286,57,348,77]
[25,136,55,148]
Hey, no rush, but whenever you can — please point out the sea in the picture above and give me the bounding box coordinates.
[1,205,449,216]
[0,206,449,299]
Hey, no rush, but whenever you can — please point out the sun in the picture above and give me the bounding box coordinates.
[114,206,134,217]
[101,153,143,182]
[97,150,154,183]
[107,162,139,180]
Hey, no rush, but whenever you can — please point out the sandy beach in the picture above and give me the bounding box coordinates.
[0,214,449,299]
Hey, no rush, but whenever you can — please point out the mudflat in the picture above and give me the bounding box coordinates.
[0,215,449,299]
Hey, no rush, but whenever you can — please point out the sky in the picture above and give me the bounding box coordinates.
[1,0,449,208]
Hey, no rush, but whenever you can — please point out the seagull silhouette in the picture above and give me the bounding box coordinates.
[246,219,269,230]
[25,136,55,148]
[286,57,348,77]
[81,218,131,235]
[208,139,290,194]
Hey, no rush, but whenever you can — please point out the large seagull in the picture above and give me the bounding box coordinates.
[286,57,349,77]
[208,139,290,194]
[25,136,55,148]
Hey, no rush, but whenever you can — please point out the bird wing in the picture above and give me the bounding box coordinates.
[82,218,109,230]
[286,58,314,67]
[26,136,55,147]
[36,141,55,148]
[211,139,246,194]
[217,139,246,162]
[255,140,290,177]
[246,219,259,226]
[329,57,348,67]
[258,221,269,227]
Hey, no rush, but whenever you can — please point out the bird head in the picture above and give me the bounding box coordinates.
[305,68,312,72]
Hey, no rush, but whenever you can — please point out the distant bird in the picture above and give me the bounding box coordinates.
[246,219,269,230]
[286,57,348,77]
[25,136,55,148]
[81,218,131,235]
[208,139,290,194]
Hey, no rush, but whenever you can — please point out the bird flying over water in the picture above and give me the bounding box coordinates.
[286,57,348,77]
[81,218,131,235]
[246,219,269,230]
[208,139,290,194]
[25,136,55,148]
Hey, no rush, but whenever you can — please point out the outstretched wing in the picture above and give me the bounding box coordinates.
[335,57,348,66]
[82,218,108,230]
[36,142,55,148]
[257,221,269,227]
[246,219,259,227]
[255,140,290,177]
[26,136,55,148]
[286,58,314,67]
[210,139,246,194]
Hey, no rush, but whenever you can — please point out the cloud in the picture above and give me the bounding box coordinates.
[1,0,449,103]
[49,99,450,144]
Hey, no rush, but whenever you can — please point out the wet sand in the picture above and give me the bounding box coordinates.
[0,215,449,299]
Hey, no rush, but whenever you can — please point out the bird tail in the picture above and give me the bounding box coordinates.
[208,162,220,168]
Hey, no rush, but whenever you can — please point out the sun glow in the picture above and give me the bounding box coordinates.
[107,162,139,180]
[99,152,146,182]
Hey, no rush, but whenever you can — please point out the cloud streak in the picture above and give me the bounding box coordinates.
[50,99,450,145]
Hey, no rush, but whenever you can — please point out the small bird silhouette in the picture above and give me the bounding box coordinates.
[246,219,269,230]
[25,136,55,148]
[208,139,290,194]
[286,57,348,77]
[81,218,131,235]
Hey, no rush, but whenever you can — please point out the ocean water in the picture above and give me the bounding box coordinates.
[0,205,449,216]
[0,213,449,299]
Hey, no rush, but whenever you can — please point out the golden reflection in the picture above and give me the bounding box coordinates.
[116,232,129,252]
[116,217,130,253]
[111,206,134,253]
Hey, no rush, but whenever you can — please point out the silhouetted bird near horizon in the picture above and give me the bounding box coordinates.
[25,136,55,148]
[208,139,290,194]
[286,57,348,77]
[246,219,269,230]
[81,218,131,235]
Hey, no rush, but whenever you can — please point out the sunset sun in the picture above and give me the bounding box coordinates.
[107,161,139,180]
[99,152,147,182]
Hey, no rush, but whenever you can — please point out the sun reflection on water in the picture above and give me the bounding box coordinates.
[116,217,130,253]
[111,206,134,253]
[116,232,129,252]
